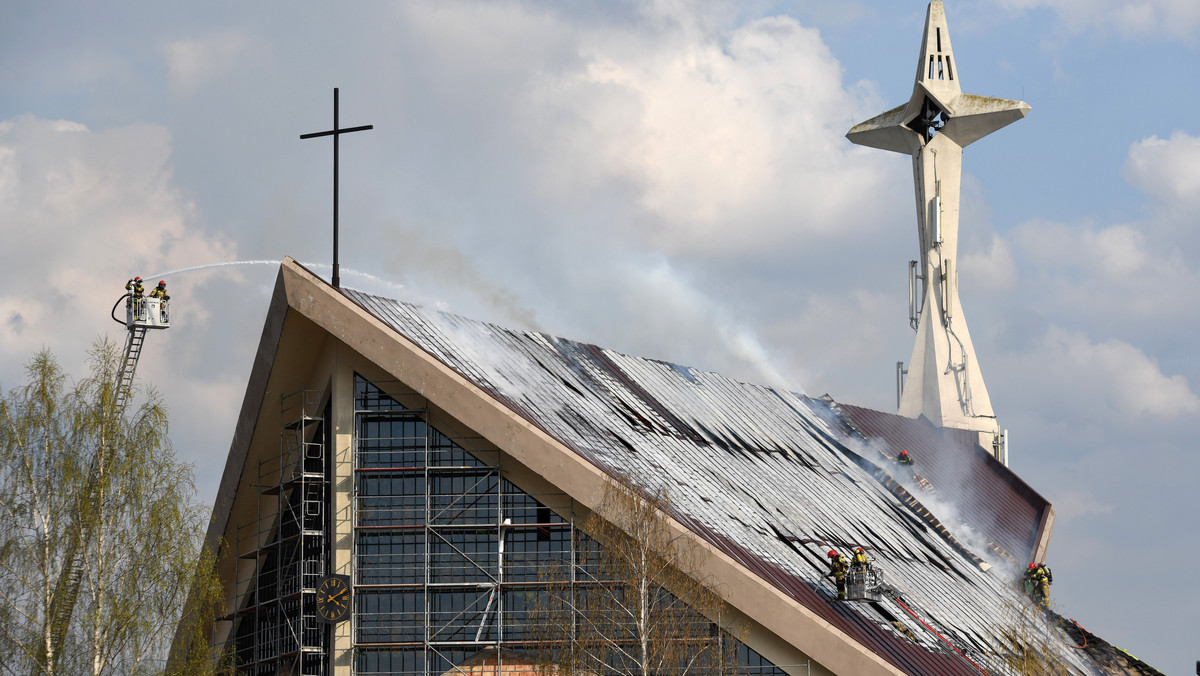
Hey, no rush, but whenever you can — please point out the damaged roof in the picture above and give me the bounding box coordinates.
[337,283,1115,676]
[835,404,1053,565]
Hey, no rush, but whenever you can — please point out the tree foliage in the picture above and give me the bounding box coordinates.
[530,477,741,676]
[0,341,223,675]
[995,587,1071,676]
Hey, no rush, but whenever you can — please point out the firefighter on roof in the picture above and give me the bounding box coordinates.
[897,449,914,465]
[1035,562,1051,607]
[1021,562,1036,594]
[851,547,869,570]
[826,550,848,600]
[1022,562,1051,608]
[1035,572,1050,607]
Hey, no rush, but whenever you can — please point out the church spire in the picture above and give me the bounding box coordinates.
[846,1,1029,455]
[915,0,961,105]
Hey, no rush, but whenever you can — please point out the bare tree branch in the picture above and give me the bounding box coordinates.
[528,477,743,676]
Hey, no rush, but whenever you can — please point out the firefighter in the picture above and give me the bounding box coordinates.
[826,550,848,600]
[125,276,144,316]
[1035,569,1050,607]
[1022,562,1037,595]
[1034,562,1052,607]
[851,547,869,570]
[897,450,914,465]
[1023,562,1042,595]
[1022,562,1050,607]
[149,280,170,301]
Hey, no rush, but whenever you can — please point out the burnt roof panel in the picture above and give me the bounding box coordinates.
[835,403,1051,562]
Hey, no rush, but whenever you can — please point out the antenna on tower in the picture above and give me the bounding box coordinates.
[908,261,921,330]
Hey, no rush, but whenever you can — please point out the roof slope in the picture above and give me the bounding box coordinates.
[835,404,1053,564]
[341,286,1104,676]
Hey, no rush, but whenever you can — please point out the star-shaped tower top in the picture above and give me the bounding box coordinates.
[848,0,1029,155]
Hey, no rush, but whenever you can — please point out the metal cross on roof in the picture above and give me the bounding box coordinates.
[300,88,374,288]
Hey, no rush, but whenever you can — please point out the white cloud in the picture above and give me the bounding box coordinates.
[486,5,894,256]
[1123,131,1200,214]
[1015,219,1149,278]
[0,115,235,383]
[1047,489,1114,525]
[960,232,1017,291]
[163,29,249,96]
[1006,214,1200,329]
[765,290,892,400]
[994,0,1200,40]
[1017,326,1200,420]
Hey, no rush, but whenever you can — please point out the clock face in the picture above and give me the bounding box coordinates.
[315,574,351,624]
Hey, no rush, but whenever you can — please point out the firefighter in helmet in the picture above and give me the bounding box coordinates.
[125,276,145,316]
[1022,562,1050,607]
[897,449,914,465]
[851,547,869,571]
[826,550,848,600]
[1035,571,1050,607]
[1022,562,1037,595]
[1034,562,1051,607]
[149,280,170,301]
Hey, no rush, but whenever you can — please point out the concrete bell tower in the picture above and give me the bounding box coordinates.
[846,1,1029,451]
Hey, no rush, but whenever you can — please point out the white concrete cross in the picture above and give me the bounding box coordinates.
[846,0,1029,448]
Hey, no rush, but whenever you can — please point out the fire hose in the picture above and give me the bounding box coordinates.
[111,293,131,324]
[893,597,990,676]
[1062,618,1087,650]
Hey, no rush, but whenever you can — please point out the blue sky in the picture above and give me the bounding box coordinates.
[2,0,1197,672]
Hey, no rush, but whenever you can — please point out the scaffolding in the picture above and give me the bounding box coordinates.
[223,389,330,675]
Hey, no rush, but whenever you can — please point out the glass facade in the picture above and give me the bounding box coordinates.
[352,376,789,676]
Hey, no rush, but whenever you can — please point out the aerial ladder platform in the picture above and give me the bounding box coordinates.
[41,281,171,672]
[112,288,170,414]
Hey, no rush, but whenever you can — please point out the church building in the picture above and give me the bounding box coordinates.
[175,259,1149,676]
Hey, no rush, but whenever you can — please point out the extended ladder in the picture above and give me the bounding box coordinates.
[114,325,147,415]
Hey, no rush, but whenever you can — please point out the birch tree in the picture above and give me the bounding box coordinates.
[0,342,224,675]
[531,477,741,676]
